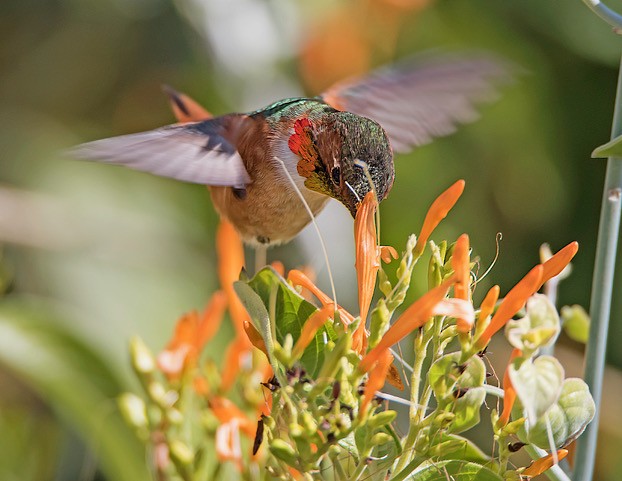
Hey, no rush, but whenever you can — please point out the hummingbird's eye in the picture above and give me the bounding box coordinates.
[331,166,341,186]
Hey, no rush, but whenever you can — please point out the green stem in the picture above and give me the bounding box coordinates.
[574,52,622,481]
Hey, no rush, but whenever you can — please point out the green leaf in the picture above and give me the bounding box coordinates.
[505,294,560,356]
[0,298,151,481]
[429,353,486,400]
[592,134,622,158]
[509,356,564,425]
[561,305,590,344]
[449,387,486,434]
[238,267,335,376]
[431,434,490,463]
[406,460,502,481]
[516,378,595,449]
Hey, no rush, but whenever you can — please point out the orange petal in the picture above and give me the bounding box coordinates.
[380,246,399,264]
[157,311,200,378]
[359,275,457,372]
[476,265,543,350]
[292,304,335,360]
[195,290,228,351]
[452,234,472,332]
[270,260,285,277]
[287,269,356,330]
[163,85,212,123]
[498,348,523,427]
[157,344,193,379]
[193,375,210,396]
[210,396,256,437]
[540,242,579,287]
[360,351,393,414]
[220,336,252,392]
[243,321,269,359]
[215,420,243,468]
[288,269,333,306]
[414,180,465,256]
[217,221,251,343]
[522,449,568,478]
[354,192,380,325]
[477,285,500,331]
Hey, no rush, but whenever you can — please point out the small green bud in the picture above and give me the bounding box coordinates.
[129,337,155,375]
[169,439,194,465]
[269,439,298,465]
[367,410,397,429]
[272,343,291,367]
[118,393,148,434]
[289,423,304,438]
[328,445,341,460]
[300,412,317,435]
[263,415,276,430]
[561,305,590,344]
[370,433,392,446]
[369,299,391,349]
[166,408,183,425]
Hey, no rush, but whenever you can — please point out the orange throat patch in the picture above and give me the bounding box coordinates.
[288,118,320,179]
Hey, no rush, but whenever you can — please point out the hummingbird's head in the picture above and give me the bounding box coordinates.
[305,111,395,217]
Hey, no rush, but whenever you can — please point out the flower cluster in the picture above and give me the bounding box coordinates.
[118,88,594,480]
[118,176,594,481]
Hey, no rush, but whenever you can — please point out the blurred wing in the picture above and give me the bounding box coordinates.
[321,53,514,153]
[68,115,251,188]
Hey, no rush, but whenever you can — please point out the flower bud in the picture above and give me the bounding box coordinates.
[269,439,298,465]
[169,439,194,466]
[367,410,397,429]
[118,393,148,437]
[129,337,155,375]
[370,433,392,446]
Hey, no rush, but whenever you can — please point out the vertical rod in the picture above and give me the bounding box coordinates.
[574,52,622,481]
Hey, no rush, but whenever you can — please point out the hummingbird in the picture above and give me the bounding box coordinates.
[70,53,510,246]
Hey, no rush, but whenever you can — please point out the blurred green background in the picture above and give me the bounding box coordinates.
[1,0,621,479]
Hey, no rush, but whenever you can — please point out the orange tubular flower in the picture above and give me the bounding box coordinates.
[359,275,467,372]
[475,265,543,350]
[164,85,213,123]
[292,304,335,360]
[354,191,380,327]
[522,449,569,478]
[157,291,227,378]
[360,350,393,414]
[287,269,356,326]
[540,241,579,287]
[220,336,253,392]
[243,321,269,359]
[414,180,465,256]
[210,396,256,468]
[216,221,251,345]
[452,234,472,332]
[477,285,500,331]
[498,348,523,427]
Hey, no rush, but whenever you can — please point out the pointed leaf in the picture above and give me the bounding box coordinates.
[429,353,486,400]
[516,378,595,449]
[505,294,560,355]
[237,267,336,375]
[509,356,564,425]
[592,134,622,158]
[449,387,486,434]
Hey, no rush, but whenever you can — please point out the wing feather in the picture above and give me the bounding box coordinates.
[321,53,514,153]
[68,115,251,188]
